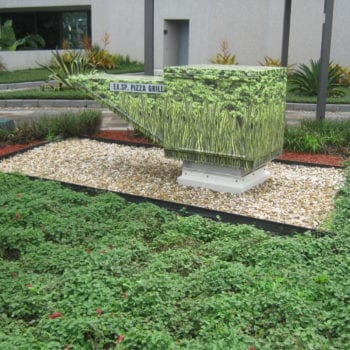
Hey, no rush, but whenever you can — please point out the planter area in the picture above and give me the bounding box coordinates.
[0,141,46,158]
[0,167,349,349]
[0,134,345,230]
[0,130,347,168]
[93,130,347,168]
[0,132,349,349]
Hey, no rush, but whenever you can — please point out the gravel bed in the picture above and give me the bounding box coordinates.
[0,139,345,229]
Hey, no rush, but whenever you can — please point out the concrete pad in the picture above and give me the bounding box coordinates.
[178,161,270,194]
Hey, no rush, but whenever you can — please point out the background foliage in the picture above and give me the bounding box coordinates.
[288,59,346,97]
[0,19,45,51]
[284,119,350,156]
[0,110,102,144]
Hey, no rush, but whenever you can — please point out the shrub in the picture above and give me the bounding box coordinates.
[284,118,350,154]
[1,110,102,144]
[5,119,41,144]
[0,19,45,51]
[260,56,295,75]
[49,51,76,67]
[86,45,119,70]
[115,54,132,66]
[210,40,238,65]
[41,50,95,89]
[333,64,350,87]
[288,59,346,97]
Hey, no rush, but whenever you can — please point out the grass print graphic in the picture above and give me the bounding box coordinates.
[70,65,287,171]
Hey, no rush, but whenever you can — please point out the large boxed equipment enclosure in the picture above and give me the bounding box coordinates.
[71,64,287,193]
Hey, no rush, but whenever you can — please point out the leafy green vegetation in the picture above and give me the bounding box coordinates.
[0,87,89,99]
[210,40,238,65]
[286,86,350,104]
[104,62,145,74]
[0,110,102,144]
[42,49,144,89]
[288,60,346,97]
[284,119,350,155]
[0,170,349,349]
[0,64,144,85]
[0,19,45,51]
[259,56,295,76]
[0,68,51,84]
[41,50,95,89]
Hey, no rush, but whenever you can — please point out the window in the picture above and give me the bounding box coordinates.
[0,8,91,49]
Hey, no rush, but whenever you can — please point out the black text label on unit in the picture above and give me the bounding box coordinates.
[110,82,165,94]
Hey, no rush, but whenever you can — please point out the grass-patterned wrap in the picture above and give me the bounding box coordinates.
[69,74,165,144]
[70,65,287,172]
[163,65,287,171]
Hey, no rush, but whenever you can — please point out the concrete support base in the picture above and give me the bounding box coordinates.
[177,161,269,194]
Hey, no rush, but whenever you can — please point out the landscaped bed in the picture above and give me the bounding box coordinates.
[0,129,347,167]
[0,139,345,229]
[0,169,349,349]
[0,112,349,348]
[93,130,347,167]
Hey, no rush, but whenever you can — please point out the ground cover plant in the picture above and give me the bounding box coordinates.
[0,68,50,84]
[284,118,350,156]
[0,63,144,85]
[0,170,349,349]
[286,85,350,104]
[0,87,89,100]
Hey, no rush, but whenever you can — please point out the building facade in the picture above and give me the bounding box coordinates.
[0,0,349,71]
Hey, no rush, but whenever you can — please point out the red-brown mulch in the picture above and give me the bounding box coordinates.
[94,130,154,145]
[0,131,347,168]
[0,141,45,157]
[277,151,345,167]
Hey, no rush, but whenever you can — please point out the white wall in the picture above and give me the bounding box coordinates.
[331,0,350,66]
[0,50,57,70]
[91,0,144,62]
[207,0,271,65]
[154,0,211,69]
[1,0,349,70]
[268,0,349,66]
[153,0,350,70]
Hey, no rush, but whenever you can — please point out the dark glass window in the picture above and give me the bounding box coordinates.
[36,12,61,49]
[62,12,89,49]
[0,9,91,49]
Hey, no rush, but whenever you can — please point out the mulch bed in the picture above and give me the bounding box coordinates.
[95,130,155,145]
[0,130,347,168]
[0,141,45,157]
[93,130,346,168]
[277,151,345,167]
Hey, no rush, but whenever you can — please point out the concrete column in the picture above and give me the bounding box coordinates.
[144,0,154,75]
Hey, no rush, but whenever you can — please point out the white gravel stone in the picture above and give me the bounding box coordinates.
[0,139,346,229]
